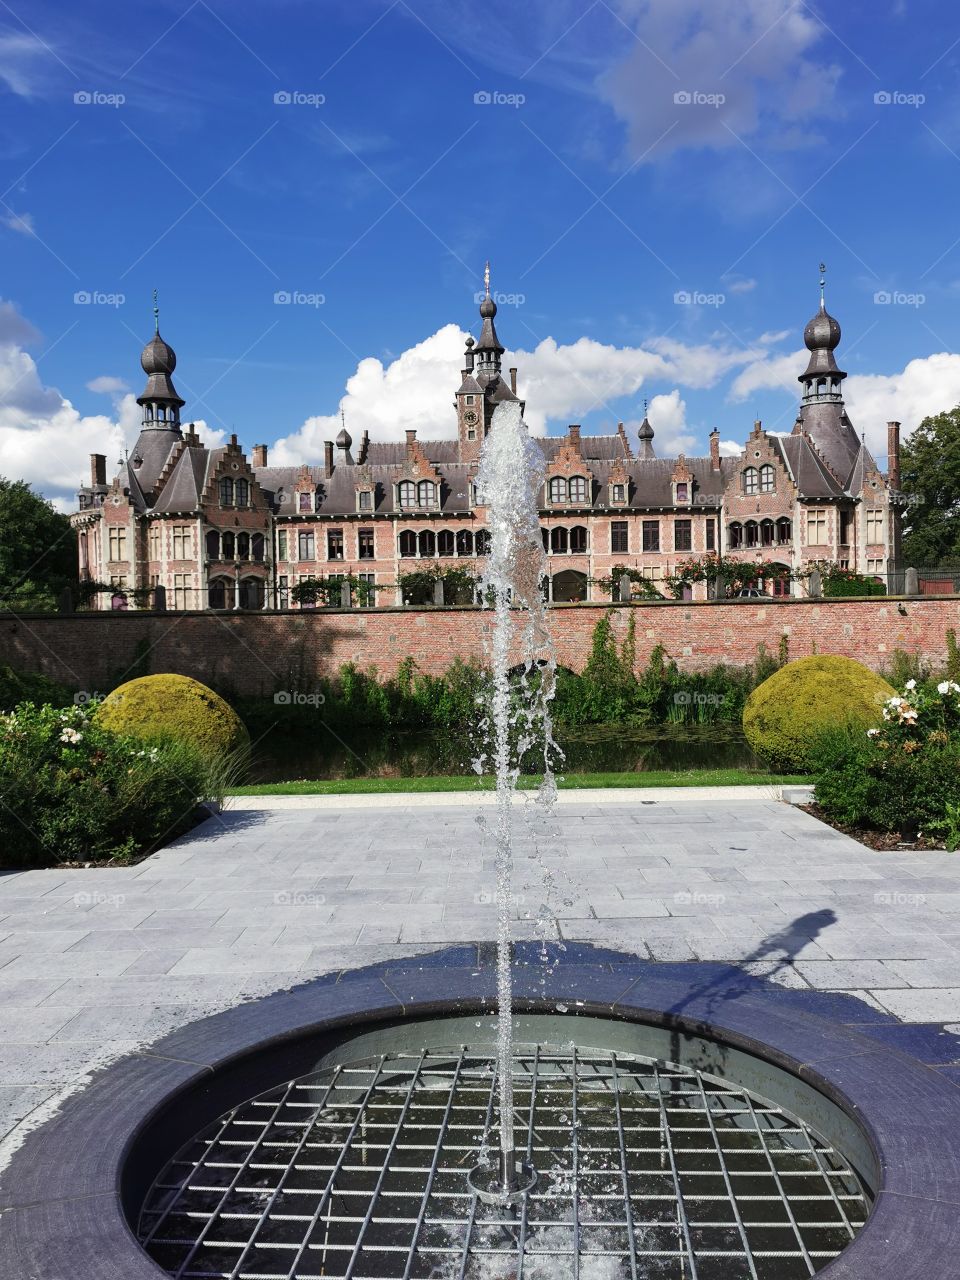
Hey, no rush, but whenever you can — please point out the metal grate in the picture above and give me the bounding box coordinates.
[137,1043,872,1280]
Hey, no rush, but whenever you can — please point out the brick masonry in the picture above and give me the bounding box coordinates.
[3,597,960,695]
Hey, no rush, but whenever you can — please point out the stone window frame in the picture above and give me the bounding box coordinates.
[743,467,759,496]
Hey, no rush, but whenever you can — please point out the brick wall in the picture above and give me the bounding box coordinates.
[3,597,959,696]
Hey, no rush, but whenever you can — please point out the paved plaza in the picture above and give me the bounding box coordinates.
[2,793,960,1166]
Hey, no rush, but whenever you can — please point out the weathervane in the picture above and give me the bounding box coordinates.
[152,288,160,333]
[484,261,490,298]
[819,262,826,310]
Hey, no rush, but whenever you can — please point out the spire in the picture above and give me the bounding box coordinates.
[136,296,185,426]
[819,261,826,312]
[474,260,504,380]
[637,399,655,460]
[796,267,858,481]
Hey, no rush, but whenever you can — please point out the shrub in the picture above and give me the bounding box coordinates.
[96,673,249,760]
[0,703,228,868]
[0,664,73,711]
[742,656,894,771]
[813,680,960,836]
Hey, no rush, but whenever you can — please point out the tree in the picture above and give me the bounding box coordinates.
[0,478,77,609]
[900,406,960,567]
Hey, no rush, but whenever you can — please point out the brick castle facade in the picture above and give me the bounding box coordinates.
[72,273,904,609]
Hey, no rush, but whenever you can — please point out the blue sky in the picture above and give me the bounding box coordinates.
[3,0,960,504]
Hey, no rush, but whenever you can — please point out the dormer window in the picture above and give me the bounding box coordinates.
[298,491,313,513]
[675,482,689,503]
[569,476,588,504]
[357,489,373,511]
[418,480,437,508]
[398,480,416,508]
[611,483,626,505]
[549,477,567,504]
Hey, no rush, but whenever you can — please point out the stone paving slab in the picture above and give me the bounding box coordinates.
[1,795,960,1165]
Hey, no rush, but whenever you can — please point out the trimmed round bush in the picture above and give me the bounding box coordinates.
[742,656,894,771]
[96,674,248,759]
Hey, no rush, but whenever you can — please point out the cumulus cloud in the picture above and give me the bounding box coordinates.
[730,345,960,461]
[643,389,697,455]
[0,300,216,507]
[86,375,129,395]
[728,278,757,295]
[719,439,743,456]
[599,0,841,161]
[272,324,766,463]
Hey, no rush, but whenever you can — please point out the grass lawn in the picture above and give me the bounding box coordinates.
[229,769,811,796]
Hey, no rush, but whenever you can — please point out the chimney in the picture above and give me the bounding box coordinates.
[753,419,762,433]
[568,424,581,451]
[405,428,417,460]
[90,453,106,487]
[358,429,369,464]
[709,429,720,471]
[887,421,901,488]
[324,441,334,478]
[251,444,268,468]
[509,367,517,395]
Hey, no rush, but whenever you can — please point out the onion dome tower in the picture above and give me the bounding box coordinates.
[136,290,185,431]
[637,402,656,460]
[474,261,505,383]
[795,264,858,478]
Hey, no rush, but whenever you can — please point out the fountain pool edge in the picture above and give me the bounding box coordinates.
[1,944,958,1280]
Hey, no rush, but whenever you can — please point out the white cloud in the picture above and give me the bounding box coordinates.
[86,375,129,395]
[729,278,757,294]
[643,388,697,455]
[729,348,803,400]
[0,299,216,506]
[719,439,743,456]
[2,210,35,236]
[272,324,766,463]
[0,35,54,98]
[599,0,841,161]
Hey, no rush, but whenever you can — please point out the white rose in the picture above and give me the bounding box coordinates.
[938,681,950,695]
[906,679,917,690]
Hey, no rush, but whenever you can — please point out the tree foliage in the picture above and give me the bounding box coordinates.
[0,478,77,609]
[900,405,960,566]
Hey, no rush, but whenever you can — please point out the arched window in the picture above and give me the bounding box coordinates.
[251,533,265,562]
[205,530,220,560]
[771,574,791,598]
[157,407,166,420]
[817,378,827,396]
[541,528,550,552]
[438,530,455,557]
[398,480,416,508]
[209,579,227,610]
[776,517,792,545]
[418,530,436,557]
[399,530,417,557]
[221,531,235,560]
[456,529,474,557]
[743,468,758,496]
[236,532,250,561]
[728,522,743,548]
[219,477,234,506]
[549,477,567,503]
[568,476,588,504]
[759,465,774,493]
[475,530,491,555]
[143,405,153,421]
[569,526,587,554]
[417,480,436,508]
[760,519,775,547]
[745,520,759,547]
[235,478,249,507]
[551,526,568,554]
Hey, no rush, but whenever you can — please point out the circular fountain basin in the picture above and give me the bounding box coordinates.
[3,951,960,1280]
[136,1014,875,1280]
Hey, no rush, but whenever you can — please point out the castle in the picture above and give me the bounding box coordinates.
[72,273,903,609]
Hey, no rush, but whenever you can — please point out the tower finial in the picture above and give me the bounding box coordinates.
[152,288,159,333]
[484,261,490,298]
[819,262,826,311]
